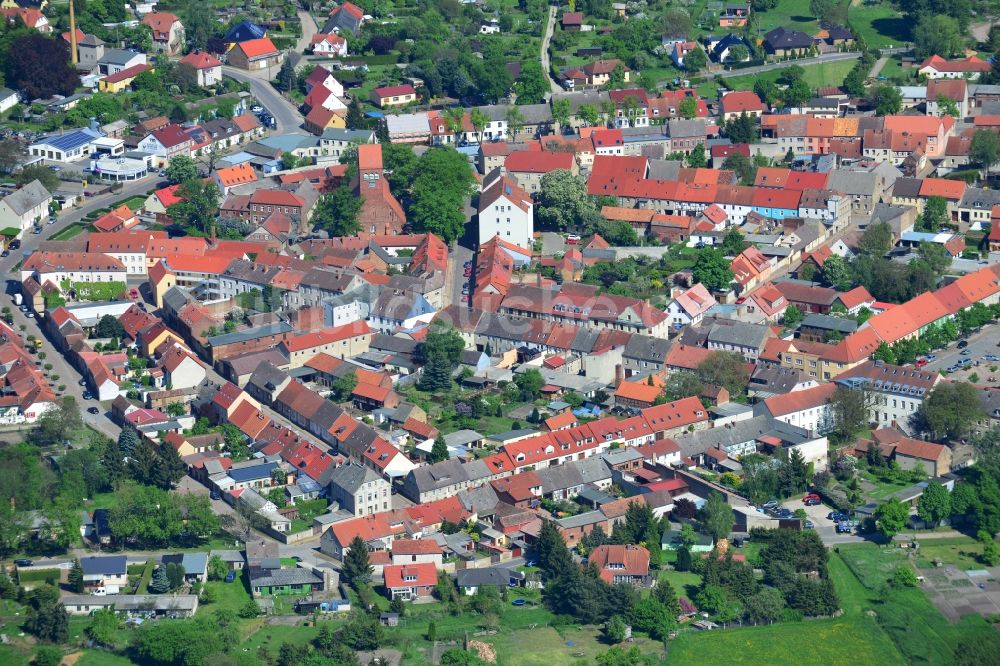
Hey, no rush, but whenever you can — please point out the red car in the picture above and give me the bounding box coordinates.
[802,493,820,503]
[129,288,139,300]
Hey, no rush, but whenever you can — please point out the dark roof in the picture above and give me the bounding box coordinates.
[247,566,322,587]
[80,555,127,576]
[764,26,813,49]
[229,461,278,482]
[455,567,523,587]
[225,20,267,42]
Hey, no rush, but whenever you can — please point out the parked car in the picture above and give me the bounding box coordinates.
[984,354,1000,362]
[1,251,8,258]
[802,493,820,503]
[915,358,928,368]
[225,570,236,583]
[804,498,821,506]
[958,340,969,349]
[82,392,93,400]
[566,234,581,244]
[762,499,779,510]
[828,511,847,521]
[129,288,139,300]
[804,520,815,529]
[87,406,99,414]
[925,354,937,361]
[14,559,32,567]
[463,261,472,268]
[836,522,853,534]
[961,349,972,356]
[210,490,221,500]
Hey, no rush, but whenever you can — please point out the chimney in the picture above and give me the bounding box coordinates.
[614,364,624,387]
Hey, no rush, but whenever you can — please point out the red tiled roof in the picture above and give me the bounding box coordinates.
[373,84,416,98]
[505,150,574,173]
[236,37,279,59]
[763,382,836,417]
[179,50,222,69]
[391,538,443,555]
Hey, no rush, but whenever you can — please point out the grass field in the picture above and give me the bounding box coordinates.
[723,59,858,92]
[912,537,986,570]
[838,542,1000,664]
[846,1,909,49]
[50,223,87,241]
[669,549,905,665]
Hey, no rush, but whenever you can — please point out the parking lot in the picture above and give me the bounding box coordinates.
[923,325,1000,378]
[780,497,863,545]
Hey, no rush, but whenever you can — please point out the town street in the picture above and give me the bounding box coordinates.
[223,67,304,133]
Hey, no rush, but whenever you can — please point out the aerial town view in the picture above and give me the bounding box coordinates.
[3,0,1000,663]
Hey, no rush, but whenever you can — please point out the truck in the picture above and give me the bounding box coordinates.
[13,293,22,306]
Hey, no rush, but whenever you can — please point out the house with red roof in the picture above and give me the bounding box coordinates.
[355,144,406,235]
[919,55,991,80]
[615,381,663,409]
[213,162,258,195]
[142,12,184,55]
[391,538,444,566]
[505,151,577,193]
[179,50,222,87]
[143,184,183,221]
[92,204,138,233]
[666,283,716,328]
[370,84,417,108]
[383,562,437,600]
[158,344,205,390]
[760,382,837,435]
[228,38,283,71]
[137,123,193,167]
[98,63,152,93]
[589,544,651,586]
[719,91,764,121]
[746,283,789,322]
[310,32,347,57]
[323,2,365,34]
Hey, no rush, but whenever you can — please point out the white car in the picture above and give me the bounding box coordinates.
[252,105,264,113]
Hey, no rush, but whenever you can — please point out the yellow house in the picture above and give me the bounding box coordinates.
[303,105,346,135]
[99,63,152,93]
[139,321,186,358]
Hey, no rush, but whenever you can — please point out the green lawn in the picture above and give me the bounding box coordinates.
[723,58,858,92]
[846,1,909,49]
[657,569,702,601]
[838,542,1000,664]
[199,574,253,616]
[913,537,989,570]
[50,223,87,241]
[75,651,138,666]
[752,0,824,35]
[490,624,663,666]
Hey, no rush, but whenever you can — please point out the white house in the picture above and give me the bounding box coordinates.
[477,171,533,250]
[20,251,127,285]
[0,180,51,235]
[757,383,836,436]
[665,283,715,329]
[311,33,347,57]
[28,128,104,163]
[159,345,206,390]
[0,88,18,115]
[178,51,223,87]
[833,360,940,430]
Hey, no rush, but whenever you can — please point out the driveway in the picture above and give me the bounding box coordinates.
[295,9,319,57]
[539,231,566,256]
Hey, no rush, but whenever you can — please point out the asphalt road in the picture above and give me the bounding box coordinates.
[448,243,474,308]
[0,175,164,441]
[223,66,304,134]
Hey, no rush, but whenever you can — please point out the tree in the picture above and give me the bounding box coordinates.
[935,94,960,118]
[917,195,949,232]
[514,60,549,105]
[94,314,126,340]
[514,368,545,400]
[920,382,987,441]
[535,169,599,231]
[330,371,359,402]
[429,436,449,463]
[604,614,627,643]
[235,599,260,620]
[722,229,748,256]
[859,221,893,257]
[535,519,574,579]
[0,139,26,175]
[971,128,1000,176]
[843,67,867,98]
[165,562,185,591]
[917,482,951,527]
[662,8,694,39]
[783,78,812,107]
[777,449,809,497]
[86,608,120,647]
[207,555,228,582]
[408,147,474,243]
[723,152,755,184]
[697,351,749,397]
[782,305,803,327]
[164,156,198,185]
[754,79,780,106]
[184,0,215,52]
[809,0,845,22]
[149,566,170,593]
[684,143,706,168]
[744,586,785,624]
[15,165,59,192]
[342,536,373,588]
[684,48,707,73]
[68,558,84,593]
[875,497,909,540]
[168,180,220,235]
[152,442,186,490]
[912,14,964,59]
[700,492,734,541]
[831,385,871,441]
[728,44,750,63]
[865,83,903,116]
[692,247,734,292]
[416,324,465,391]
[5,34,78,99]
[819,254,853,291]
[675,546,693,572]
[552,98,571,130]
